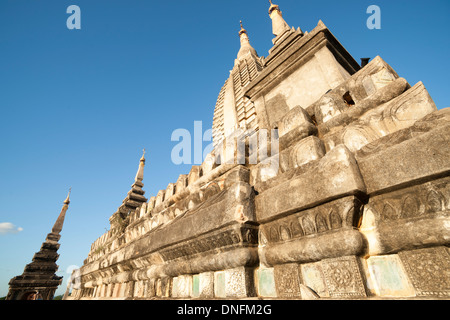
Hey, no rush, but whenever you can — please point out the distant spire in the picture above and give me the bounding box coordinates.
[51,188,71,235]
[7,190,71,300]
[134,149,146,183]
[268,0,291,38]
[268,0,280,14]
[64,187,71,205]
[239,20,246,36]
[237,20,258,61]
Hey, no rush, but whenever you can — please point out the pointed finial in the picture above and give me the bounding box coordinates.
[239,20,247,36]
[268,0,280,14]
[135,149,146,182]
[64,187,71,205]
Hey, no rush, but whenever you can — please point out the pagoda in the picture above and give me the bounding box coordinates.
[6,190,71,300]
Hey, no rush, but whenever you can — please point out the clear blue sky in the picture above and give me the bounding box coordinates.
[0,0,448,297]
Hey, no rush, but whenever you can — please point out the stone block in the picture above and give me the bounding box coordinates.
[315,94,344,125]
[250,154,280,185]
[224,267,255,298]
[165,183,176,201]
[341,82,436,153]
[175,175,188,195]
[289,135,326,168]
[124,281,134,298]
[260,196,363,245]
[188,166,202,186]
[198,272,214,298]
[201,152,217,176]
[357,120,450,196]
[112,283,121,298]
[160,277,172,298]
[366,255,415,297]
[321,256,367,298]
[255,267,277,298]
[147,197,156,214]
[273,263,302,298]
[145,279,155,298]
[398,247,450,297]
[191,275,200,298]
[214,271,226,298]
[365,66,397,95]
[356,108,450,158]
[319,78,411,152]
[301,262,329,297]
[155,190,165,207]
[279,122,317,152]
[277,105,315,137]
[246,128,279,164]
[133,280,145,298]
[262,228,366,267]
[360,176,450,256]
[255,145,366,223]
[313,56,401,126]
[172,275,192,298]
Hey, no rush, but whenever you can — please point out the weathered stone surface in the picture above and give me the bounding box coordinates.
[360,176,450,256]
[172,275,192,298]
[261,228,366,266]
[398,247,450,297]
[313,56,402,127]
[260,196,363,245]
[273,263,302,298]
[299,284,320,300]
[198,272,214,298]
[357,118,450,195]
[289,135,326,168]
[366,255,415,297]
[255,267,277,297]
[301,262,328,297]
[255,145,366,223]
[321,256,367,298]
[225,267,256,298]
[250,154,280,185]
[277,105,314,137]
[339,82,436,153]
[214,271,226,298]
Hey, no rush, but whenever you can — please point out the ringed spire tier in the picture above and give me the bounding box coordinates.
[109,150,148,234]
[212,21,264,148]
[268,0,302,45]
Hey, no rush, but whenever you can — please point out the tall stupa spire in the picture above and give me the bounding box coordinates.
[268,0,291,38]
[6,190,72,300]
[212,20,264,147]
[52,188,71,234]
[135,148,146,183]
[109,150,148,231]
[237,20,258,61]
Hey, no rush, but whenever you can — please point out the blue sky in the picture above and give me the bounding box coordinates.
[0,0,448,297]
